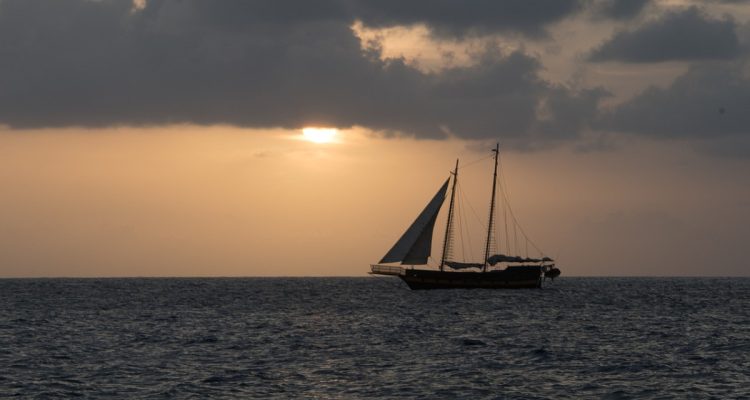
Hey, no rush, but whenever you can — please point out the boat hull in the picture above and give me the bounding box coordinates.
[398,266,544,290]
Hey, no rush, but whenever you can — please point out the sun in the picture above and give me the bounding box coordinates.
[302,127,338,143]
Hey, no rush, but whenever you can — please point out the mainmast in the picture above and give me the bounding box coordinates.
[483,144,500,272]
[440,159,459,271]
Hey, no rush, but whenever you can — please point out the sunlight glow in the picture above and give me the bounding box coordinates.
[302,127,338,143]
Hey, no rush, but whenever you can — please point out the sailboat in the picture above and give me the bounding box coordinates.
[370,143,560,290]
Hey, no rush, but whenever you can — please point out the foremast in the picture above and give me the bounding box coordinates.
[439,159,459,271]
[483,143,500,272]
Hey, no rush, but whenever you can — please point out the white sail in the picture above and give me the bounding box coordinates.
[379,179,450,265]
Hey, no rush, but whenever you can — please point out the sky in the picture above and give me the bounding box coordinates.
[1,0,749,277]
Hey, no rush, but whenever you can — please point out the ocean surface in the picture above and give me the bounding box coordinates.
[1,277,748,399]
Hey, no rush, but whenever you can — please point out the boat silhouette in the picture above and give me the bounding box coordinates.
[371,143,560,289]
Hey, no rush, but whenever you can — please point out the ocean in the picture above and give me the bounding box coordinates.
[1,277,748,399]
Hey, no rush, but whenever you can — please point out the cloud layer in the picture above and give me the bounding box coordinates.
[0,0,749,154]
[349,0,581,38]
[589,7,739,63]
[599,63,750,137]
[0,0,605,143]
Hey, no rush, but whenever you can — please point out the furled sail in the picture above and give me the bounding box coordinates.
[487,254,554,266]
[445,261,484,270]
[379,179,450,265]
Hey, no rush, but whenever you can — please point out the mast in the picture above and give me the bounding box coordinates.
[483,144,500,272]
[440,159,459,271]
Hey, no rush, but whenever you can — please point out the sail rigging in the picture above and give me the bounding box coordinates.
[439,144,553,270]
[379,179,450,265]
[371,143,560,289]
[483,143,500,272]
[439,160,459,271]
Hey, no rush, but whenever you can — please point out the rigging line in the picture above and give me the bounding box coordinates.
[459,181,488,232]
[496,156,546,257]
[457,153,494,171]
[496,149,543,255]
[495,187,501,255]
[490,183,498,255]
[493,152,507,254]
[458,184,469,262]
[504,195,542,254]
[502,188,544,255]
[498,162,510,254]
[494,207,501,254]
[456,183,466,262]
[456,182,476,262]
[464,198,474,261]
[498,150,514,253]
[525,237,529,258]
[458,174,496,251]
[510,201,544,255]
[463,185,477,262]
[503,196,510,254]
[441,159,459,269]
[491,183,500,255]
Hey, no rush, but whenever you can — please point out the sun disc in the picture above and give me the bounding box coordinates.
[302,127,337,143]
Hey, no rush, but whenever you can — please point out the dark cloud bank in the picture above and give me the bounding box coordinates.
[590,6,750,155]
[0,0,600,143]
[595,0,650,20]
[589,7,739,62]
[0,0,748,153]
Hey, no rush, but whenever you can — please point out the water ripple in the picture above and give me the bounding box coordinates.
[0,277,748,398]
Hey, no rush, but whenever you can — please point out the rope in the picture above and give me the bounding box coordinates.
[462,186,474,262]
[503,199,510,254]
[456,185,466,262]
[496,152,546,257]
[435,146,550,264]
[458,153,494,170]
[456,181,480,262]
[461,183,488,232]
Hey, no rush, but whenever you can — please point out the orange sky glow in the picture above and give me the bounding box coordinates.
[1,0,750,277]
[1,125,748,277]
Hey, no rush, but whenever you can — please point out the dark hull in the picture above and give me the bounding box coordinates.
[399,266,544,290]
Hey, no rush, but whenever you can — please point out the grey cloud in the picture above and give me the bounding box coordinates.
[348,0,582,38]
[598,63,750,139]
[0,0,602,144]
[595,0,651,20]
[533,86,609,139]
[589,7,740,62]
[699,136,750,159]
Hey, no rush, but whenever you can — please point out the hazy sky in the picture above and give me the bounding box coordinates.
[1,0,749,277]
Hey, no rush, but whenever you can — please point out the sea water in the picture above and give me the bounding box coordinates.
[1,277,748,399]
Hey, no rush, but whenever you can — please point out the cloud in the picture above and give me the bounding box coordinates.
[590,8,750,156]
[348,0,582,38]
[598,62,750,140]
[699,136,750,159]
[0,0,602,144]
[595,0,651,20]
[4,0,746,154]
[588,7,740,62]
